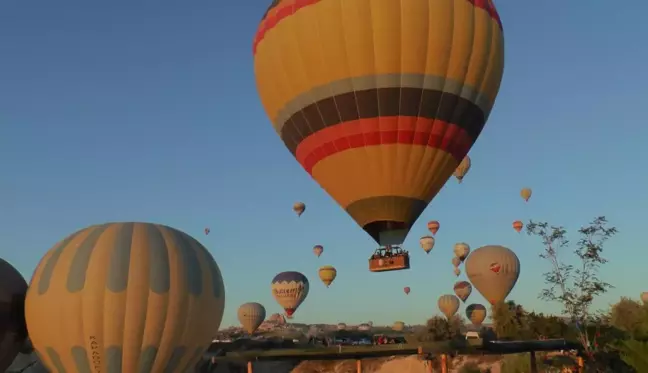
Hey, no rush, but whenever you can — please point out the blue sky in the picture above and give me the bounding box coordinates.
[1,1,647,328]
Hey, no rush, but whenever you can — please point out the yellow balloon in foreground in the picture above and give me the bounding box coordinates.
[26,222,226,373]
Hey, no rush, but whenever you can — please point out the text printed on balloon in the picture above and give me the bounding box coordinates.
[90,336,101,373]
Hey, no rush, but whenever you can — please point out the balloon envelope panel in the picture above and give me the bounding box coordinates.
[25,222,226,373]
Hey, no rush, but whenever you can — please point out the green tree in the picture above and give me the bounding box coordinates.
[609,298,647,338]
[619,340,648,372]
[491,300,528,340]
[423,315,462,341]
[614,301,648,372]
[526,216,617,360]
[526,312,572,340]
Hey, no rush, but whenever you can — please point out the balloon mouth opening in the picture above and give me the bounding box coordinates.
[285,309,295,316]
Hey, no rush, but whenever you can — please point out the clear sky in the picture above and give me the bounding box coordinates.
[1,1,647,328]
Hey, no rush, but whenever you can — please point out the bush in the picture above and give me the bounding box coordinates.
[459,362,485,373]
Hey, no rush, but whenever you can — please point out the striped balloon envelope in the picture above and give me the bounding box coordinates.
[25,222,226,373]
[237,302,267,334]
[253,0,505,247]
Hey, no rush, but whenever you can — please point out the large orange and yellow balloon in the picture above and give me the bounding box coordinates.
[253,0,505,246]
[25,222,226,373]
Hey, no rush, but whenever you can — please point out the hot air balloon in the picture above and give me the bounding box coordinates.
[0,258,28,373]
[512,220,523,233]
[253,0,505,258]
[204,227,210,235]
[337,323,347,331]
[420,236,435,254]
[453,281,473,302]
[25,222,226,373]
[641,292,648,305]
[452,257,461,267]
[404,286,411,295]
[271,271,309,318]
[293,202,306,217]
[318,265,337,287]
[438,294,460,319]
[454,156,472,183]
[466,304,487,326]
[238,302,266,334]
[427,221,440,235]
[453,267,461,277]
[465,245,520,305]
[313,245,324,257]
[454,242,471,261]
[520,188,532,202]
[392,321,405,332]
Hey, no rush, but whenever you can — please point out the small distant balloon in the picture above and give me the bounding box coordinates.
[453,267,461,277]
[318,265,337,287]
[392,321,405,332]
[404,286,411,295]
[453,281,473,302]
[438,294,460,319]
[237,303,266,334]
[520,188,532,202]
[337,323,347,331]
[427,221,440,235]
[420,236,435,254]
[204,227,210,235]
[293,202,306,216]
[466,304,487,326]
[313,245,324,257]
[452,257,461,267]
[454,155,471,183]
[641,292,648,305]
[513,220,523,233]
[454,243,471,261]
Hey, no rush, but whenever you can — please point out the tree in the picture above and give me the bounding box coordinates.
[526,216,617,360]
[612,300,648,372]
[609,298,647,338]
[423,315,463,341]
[492,301,527,340]
[526,312,572,340]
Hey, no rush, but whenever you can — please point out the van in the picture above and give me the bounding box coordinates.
[465,331,482,346]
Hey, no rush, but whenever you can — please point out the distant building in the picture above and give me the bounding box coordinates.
[358,323,371,331]
[258,313,286,331]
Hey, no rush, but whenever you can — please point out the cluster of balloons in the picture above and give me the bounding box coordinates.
[1,222,226,373]
[430,244,521,328]
[452,242,471,276]
[513,188,533,232]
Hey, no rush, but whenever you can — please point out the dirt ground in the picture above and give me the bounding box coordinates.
[290,355,505,373]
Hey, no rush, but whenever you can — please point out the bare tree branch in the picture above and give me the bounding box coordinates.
[526,216,616,361]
